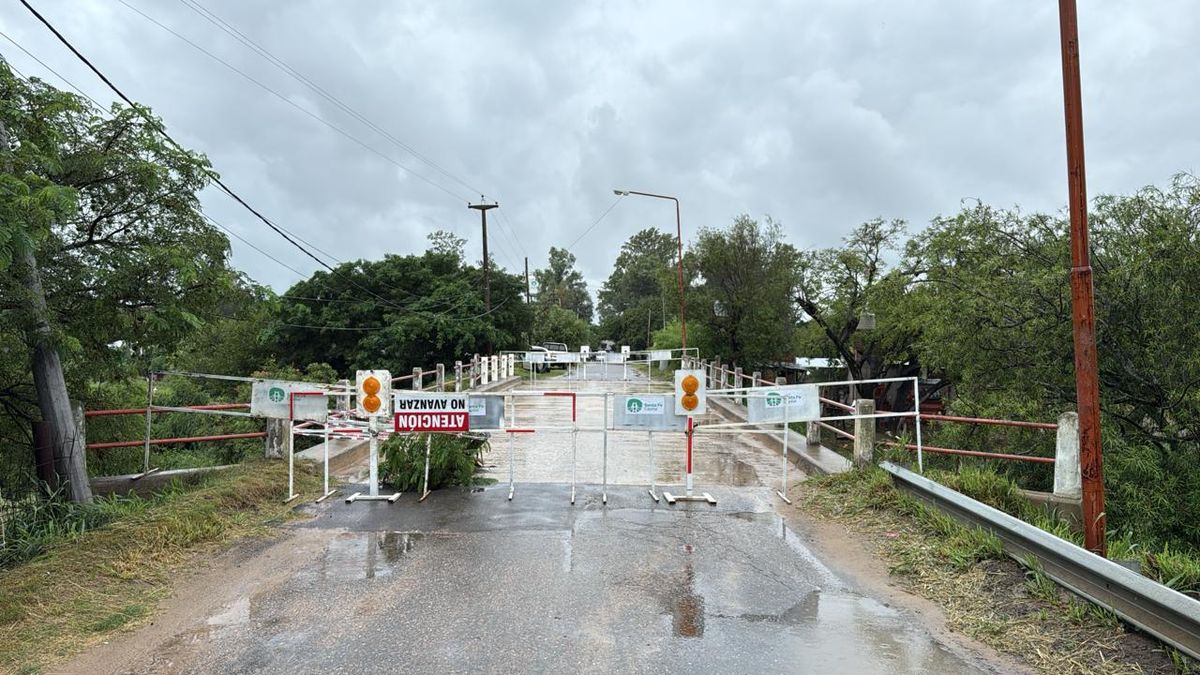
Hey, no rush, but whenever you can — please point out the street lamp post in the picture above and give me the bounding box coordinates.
[613,189,687,350]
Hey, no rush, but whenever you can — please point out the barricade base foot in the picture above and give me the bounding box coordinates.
[419,490,431,503]
[775,490,793,504]
[284,493,300,504]
[648,489,660,503]
[131,467,161,481]
[570,486,576,505]
[345,492,400,504]
[663,491,716,505]
[508,485,515,501]
[315,490,338,504]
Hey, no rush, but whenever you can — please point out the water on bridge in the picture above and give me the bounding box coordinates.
[69,362,1004,674]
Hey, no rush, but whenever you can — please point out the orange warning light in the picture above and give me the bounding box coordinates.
[680,374,700,411]
[361,376,381,413]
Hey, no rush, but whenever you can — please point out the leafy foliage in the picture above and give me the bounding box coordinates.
[688,215,800,368]
[597,228,677,349]
[378,433,488,491]
[1,65,237,497]
[533,246,593,322]
[267,233,531,375]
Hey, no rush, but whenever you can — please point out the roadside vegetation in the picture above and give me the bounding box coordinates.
[379,433,490,491]
[0,462,318,673]
[797,466,1196,674]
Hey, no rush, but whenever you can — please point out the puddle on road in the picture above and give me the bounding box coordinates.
[320,531,424,580]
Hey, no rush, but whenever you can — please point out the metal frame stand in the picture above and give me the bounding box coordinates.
[345,416,401,503]
[316,423,338,503]
[570,422,578,504]
[285,419,300,502]
[663,417,716,505]
[601,393,609,504]
[776,399,792,504]
[647,430,660,502]
[419,433,433,502]
[132,373,161,481]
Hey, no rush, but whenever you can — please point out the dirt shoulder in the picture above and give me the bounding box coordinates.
[0,461,320,674]
[784,468,1186,675]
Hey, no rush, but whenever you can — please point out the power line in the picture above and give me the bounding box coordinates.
[169,0,532,270]
[565,195,626,252]
[14,2,478,318]
[278,295,512,331]
[113,0,472,205]
[175,0,486,200]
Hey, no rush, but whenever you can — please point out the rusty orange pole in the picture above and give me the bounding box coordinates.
[1058,0,1106,556]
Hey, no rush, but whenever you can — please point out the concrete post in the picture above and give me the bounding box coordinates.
[480,356,490,385]
[507,354,514,378]
[805,383,821,445]
[752,371,761,387]
[490,355,499,383]
[265,418,291,459]
[471,355,479,387]
[455,361,463,392]
[1054,411,1082,499]
[337,379,350,412]
[853,399,875,468]
[412,367,422,391]
[436,364,445,391]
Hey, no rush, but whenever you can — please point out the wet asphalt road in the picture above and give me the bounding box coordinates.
[99,367,999,674]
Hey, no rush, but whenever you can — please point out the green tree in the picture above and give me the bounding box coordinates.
[597,228,676,349]
[794,218,920,398]
[530,304,590,348]
[905,176,1200,548]
[267,242,530,375]
[1,67,234,501]
[688,215,800,368]
[533,247,593,322]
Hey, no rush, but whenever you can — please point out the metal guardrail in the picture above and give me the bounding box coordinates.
[880,461,1200,659]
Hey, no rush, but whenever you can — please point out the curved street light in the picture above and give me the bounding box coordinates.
[612,189,688,350]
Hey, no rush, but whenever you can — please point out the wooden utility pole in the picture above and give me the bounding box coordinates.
[468,199,498,312]
[524,256,531,304]
[1058,0,1105,556]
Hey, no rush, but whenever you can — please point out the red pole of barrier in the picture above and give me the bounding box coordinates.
[686,416,694,495]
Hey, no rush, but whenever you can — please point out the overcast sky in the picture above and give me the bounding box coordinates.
[2,1,1197,296]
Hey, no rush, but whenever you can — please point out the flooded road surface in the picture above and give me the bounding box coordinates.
[79,368,1005,673]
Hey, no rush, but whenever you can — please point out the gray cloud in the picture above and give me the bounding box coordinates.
[2,0,1197,296]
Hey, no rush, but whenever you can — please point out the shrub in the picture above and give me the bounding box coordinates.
[378,433,489,492]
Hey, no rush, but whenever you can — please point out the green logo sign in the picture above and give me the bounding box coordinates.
[626,398,644,413]
[765,391,782,407]
[268,386,286,403]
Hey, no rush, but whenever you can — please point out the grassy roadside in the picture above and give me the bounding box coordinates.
[0,461,318,674]
[797,467,1195,674]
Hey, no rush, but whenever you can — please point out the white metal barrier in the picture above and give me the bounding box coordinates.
[703,376,924,501]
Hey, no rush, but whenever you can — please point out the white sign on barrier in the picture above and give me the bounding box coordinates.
[612,394,687,430]
[605,352,626,364]
[621,345,631,356]
[467,395,506,430]
[624,395,665,415]
[251,381,328,421]
[650,349,671,362]
[746,384,821,422]
[525,351,546,364]
[557,352,581,364]
[580,345,591,356]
